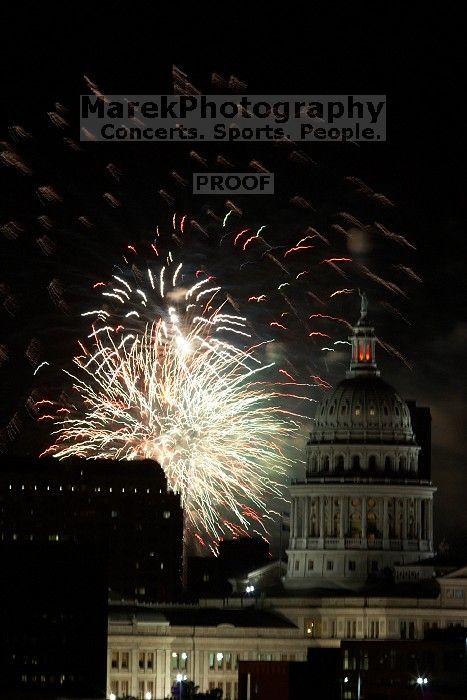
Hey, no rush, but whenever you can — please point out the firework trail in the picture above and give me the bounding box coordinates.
[39,263,310,545]
[0,65,421,479]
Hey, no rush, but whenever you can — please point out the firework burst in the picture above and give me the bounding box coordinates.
[41,262,309,545]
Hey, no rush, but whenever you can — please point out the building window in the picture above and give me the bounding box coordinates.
[369,620,379,638]
[345,620,357,639]
[208,652,228,671]
[258,653,272,661]
[294,560,300,571]
[163,510,171,519]
[368,455,377,471]
[348,560,356,571]
[147,653,154,670]
[447,588,464,599]
[306,619,321,637]
[171,652,188,671]
[121,651,129,670]
[371,560,378,572]
[336,455,345,470]
[385,456,393,470]
[139,652,145,669]
[111,651,119,669]
[352,455,360,469]
[120,680,129,696]
[307,560,314,571]
[326,560,334,571]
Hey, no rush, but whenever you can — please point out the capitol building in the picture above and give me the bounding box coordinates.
[106,300,467,700]
[285,295,435,590]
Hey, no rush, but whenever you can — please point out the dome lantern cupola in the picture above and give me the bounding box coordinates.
[347,291,379,378]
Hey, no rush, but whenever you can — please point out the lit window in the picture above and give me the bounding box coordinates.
[163,511,171,519]
[121,651,129,669]
[355,406,361,416]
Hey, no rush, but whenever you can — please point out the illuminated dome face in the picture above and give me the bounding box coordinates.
[313,376,415,443]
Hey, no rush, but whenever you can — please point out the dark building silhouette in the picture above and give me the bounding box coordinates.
[341,631,467,699]
[238,652,341,700]
[219,537,269,578]
[0,541,107,698]
[406,400,432,480]
[0,456,183,601]
[187,537,270,598]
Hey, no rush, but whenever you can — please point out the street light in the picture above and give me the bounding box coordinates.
[176,672,183,699]
[109,694,116,700]
[145,692,152,700]
[416,677,428,685]
[246,585,255,594]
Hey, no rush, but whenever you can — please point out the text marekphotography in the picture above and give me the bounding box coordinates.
[80,95,386,142]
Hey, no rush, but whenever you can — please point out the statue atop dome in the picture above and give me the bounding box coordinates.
[358,289,368,322]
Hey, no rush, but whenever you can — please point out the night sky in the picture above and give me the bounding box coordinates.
[0,12,465,550]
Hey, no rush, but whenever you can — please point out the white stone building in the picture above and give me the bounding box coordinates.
[107,603,308,699]
[107,567,467,699]
[285,298,435,589]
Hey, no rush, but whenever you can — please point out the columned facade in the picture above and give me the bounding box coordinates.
[285,296,436,590]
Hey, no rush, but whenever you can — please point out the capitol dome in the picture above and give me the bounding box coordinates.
[306,294,420,476]
[312,376,415,444]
